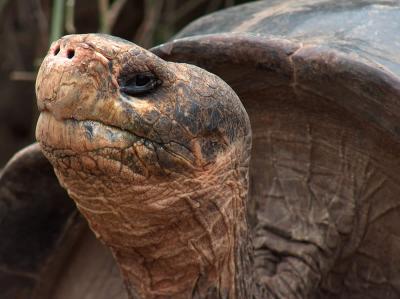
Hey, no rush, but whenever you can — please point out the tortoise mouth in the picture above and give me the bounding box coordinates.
[36,112,195,178]
[36,112,142,151]
[36,111,155,177]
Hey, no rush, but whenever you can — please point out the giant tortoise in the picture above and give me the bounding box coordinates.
[1,0,400,298]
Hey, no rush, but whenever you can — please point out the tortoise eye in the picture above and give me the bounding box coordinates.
[120,72,161,96]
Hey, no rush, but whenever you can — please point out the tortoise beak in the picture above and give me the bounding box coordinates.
[35,36,113,121]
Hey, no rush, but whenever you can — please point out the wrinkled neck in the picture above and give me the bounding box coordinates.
[51,147,255,299]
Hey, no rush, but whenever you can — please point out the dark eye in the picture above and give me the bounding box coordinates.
[120,73,161,96]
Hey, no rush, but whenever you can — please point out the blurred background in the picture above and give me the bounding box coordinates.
[0,0,255,167]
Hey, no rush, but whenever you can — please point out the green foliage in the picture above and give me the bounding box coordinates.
[50,0,65,44]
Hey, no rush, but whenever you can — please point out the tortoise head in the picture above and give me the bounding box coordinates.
[35,34,252,298]
[36,34,251,180]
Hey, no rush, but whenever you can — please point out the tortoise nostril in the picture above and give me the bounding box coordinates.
[54,46,60,56]
[67,49,75,59]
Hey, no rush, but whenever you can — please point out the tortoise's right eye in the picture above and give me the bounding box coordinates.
[120,72,161,96]
[134,74,151,86]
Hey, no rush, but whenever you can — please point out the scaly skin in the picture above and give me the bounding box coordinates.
[35,34,254,299]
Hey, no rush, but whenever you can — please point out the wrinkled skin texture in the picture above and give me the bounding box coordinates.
[36,34,253,299]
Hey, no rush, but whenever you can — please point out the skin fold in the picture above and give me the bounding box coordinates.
[35,34,254,299]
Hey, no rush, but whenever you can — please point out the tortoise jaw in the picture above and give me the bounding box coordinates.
[36,112,141,153]
[36,111,196,179]
[36,112,147,178]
